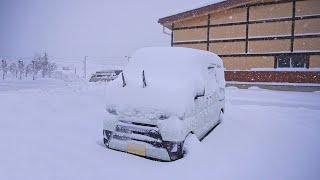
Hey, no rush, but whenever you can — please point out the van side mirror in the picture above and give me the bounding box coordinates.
[194,89,205,100]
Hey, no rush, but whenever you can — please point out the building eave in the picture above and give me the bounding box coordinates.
[158,0,256,28]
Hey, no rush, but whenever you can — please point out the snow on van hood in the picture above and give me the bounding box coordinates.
[105,47,225,116]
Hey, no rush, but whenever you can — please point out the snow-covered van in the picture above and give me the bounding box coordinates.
[103,47,225,161]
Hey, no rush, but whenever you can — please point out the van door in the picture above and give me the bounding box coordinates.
[193,66,221,139]
[205,66,220,128]
[193,90,208,137]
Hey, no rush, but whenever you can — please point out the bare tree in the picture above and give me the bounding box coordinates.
[48,62,57,78]
[32,60,36,80]
[41,53,49,78]
[9,62,18,78]
[33,53,42,77]
[18,60,24,80]
[25,63,33,78]
[1,60,8,80]
[1,53,58,80]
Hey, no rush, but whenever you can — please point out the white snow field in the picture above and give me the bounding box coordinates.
[0,79,319,180]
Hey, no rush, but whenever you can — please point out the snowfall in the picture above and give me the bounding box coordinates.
[0,78,319,180]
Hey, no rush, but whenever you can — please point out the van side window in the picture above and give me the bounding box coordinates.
[208,66,218,83]
[206,65,219,94]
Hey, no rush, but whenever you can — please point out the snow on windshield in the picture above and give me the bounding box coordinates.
[105,47,224,116]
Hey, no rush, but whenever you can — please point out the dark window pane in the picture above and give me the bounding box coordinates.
[277,55,290,68]
[291,55,306,68]
[276,54,308,68]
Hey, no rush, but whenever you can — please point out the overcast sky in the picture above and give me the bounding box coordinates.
[0,0,214,59]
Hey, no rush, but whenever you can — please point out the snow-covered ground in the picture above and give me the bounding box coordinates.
[0,79,319,180]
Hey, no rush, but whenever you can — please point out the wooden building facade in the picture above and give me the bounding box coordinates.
[158,0,320,83]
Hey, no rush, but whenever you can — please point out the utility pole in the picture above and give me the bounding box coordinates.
[32,60,35,80]
[125,56,130,62]
[1,60,3,80]
[1,59,7,80]
[83,56,87,79]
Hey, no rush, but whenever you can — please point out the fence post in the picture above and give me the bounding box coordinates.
[83,56,87,79]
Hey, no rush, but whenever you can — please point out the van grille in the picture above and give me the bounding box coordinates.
[112,120,163,147]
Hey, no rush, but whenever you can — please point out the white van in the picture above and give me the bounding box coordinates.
[103,47,225,161]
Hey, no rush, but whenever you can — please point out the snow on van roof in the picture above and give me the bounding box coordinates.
[130,47,222,68]
[105,47,224,116]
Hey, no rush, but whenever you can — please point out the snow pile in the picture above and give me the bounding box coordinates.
[183,134,203,159]
[105,47,224,116]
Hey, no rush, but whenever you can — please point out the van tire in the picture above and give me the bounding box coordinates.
[103,138,109,148]
[218,110,224,124]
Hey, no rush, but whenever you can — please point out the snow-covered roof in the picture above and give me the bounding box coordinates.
[158,0,254,27]
[163,1,225,17]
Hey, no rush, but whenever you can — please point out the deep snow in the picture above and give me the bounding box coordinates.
[0,79,319,180]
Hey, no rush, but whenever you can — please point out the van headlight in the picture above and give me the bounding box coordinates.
[158,114,169,120]
[107,107,118,115]
[162,141,184,160]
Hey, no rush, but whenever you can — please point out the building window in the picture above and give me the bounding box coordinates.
[276,54,309,68]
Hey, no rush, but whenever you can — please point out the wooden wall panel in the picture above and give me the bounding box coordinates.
[295,19,320,35]
[225,71,320,83]
[294,38,320,51]
[310,55,320,68]
[210,7,246,24]
[174,15,208,28]
[173,28,207,42]
[249,39,291,53]
[249,21,292,37]
[250,2,292,21]
[210,25,246,39]
[296,0,320,16]
[173,43,207,51]
[209,42,245,54]
[222,56,274,70]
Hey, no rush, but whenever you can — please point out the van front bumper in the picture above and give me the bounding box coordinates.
[103,128,183,161]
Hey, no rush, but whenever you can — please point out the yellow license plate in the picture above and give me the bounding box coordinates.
[127,143,146,156]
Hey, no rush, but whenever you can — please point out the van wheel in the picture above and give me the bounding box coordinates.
[218,110,224,124]
[103,138,109,148]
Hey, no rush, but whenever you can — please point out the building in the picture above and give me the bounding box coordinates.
[158,0,320,83]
